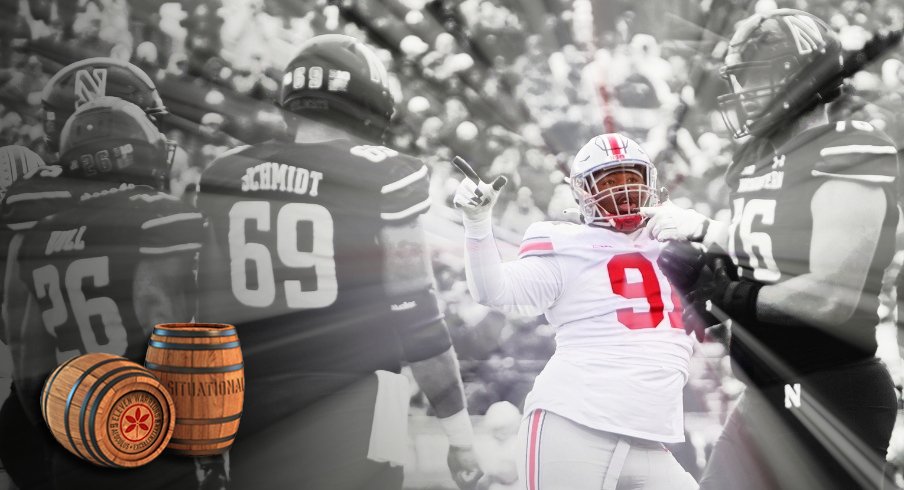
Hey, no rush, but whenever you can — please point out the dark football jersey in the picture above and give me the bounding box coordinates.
[198,138,432,385]
[0,166,75,344]
[15,184,204,394]
[725,121,898,386]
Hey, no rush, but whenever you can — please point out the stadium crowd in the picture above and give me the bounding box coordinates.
[2,0,904,485]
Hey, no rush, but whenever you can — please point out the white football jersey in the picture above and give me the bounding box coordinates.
[514,221,695,442]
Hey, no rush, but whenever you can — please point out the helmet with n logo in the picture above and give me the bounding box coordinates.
[42,58,167,152]
[59,97,172,190]
[0,145,46,199]
[279,34,395,142]
[718,9,843,138]
[570,133,659,232]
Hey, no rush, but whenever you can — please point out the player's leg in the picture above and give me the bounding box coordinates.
[786,358,897,490]
[703,364,897,490]
[698,393,781,490]
[230,372,404,490]
[0,387,54,490]
[516,409,629,490]
[618,439,697,490]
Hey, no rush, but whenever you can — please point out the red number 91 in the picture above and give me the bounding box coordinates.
[607,252,684,331]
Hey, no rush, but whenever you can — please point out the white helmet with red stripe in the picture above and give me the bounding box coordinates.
[570,133,658,232]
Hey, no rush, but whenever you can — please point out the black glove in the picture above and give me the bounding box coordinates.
[686,255,762,332]
[657,241,706,294]
[658,241,709,341]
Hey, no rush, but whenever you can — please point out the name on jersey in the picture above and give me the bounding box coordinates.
[241,161,324,197]
[737,170,784,193]
[45,226,87,255]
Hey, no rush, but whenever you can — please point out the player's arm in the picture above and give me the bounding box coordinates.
[755,179,886,326]
[380,217,467,419]
[135,201,205,331]
[641,200,731,250]
[2,233,28,343]
[133,253,198,333]
[454,178,563,313]
[380,215,482,489]
[197,220,229,321]
[6,235,58,424]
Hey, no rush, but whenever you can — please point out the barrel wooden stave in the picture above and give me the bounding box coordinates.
[41,353,175,468]
[145,323,244,456]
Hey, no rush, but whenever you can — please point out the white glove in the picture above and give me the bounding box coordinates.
[453,176,507,238]
[640,200,710,242]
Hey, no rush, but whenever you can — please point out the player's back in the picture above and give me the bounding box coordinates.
[15,184,204,409]
[198,138,430,389]
[725,121,898,385]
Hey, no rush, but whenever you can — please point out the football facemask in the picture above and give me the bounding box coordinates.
[570,134,659,232]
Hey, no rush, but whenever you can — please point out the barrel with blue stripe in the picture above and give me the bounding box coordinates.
[40,352,175,468]
[145,323,244,456]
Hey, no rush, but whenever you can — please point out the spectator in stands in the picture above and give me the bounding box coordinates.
[182,2,223,78]
[500,186,546,236]
[75,16,114,56]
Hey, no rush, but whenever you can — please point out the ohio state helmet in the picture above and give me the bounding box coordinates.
[42,57,167,152]
[718,9,843,139]
[570,133,658,232]
[279,34,394,142]
[0,145,46,199]
[59,97,172,190]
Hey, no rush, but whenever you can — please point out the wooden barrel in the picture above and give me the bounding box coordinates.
[145,323,244,456]
[41,352,175,468]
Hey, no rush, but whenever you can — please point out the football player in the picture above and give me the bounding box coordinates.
[1,96,203,490]
[197,34,481,490]
[0,146,70,490]
[0,145,49,344]
[454,133,698,489]
[644,9,899,490]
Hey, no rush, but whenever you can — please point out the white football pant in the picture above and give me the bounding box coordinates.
[516,409,698,490]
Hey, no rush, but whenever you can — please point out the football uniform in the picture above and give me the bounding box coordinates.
[13,183,204,414]
[0,166,75,490]
[464,220,696,490]
[198,138,448,489]
[514,221,694,442]
[699,121,899,490]
[0,183,204,490]
[723,121,898,386]
[0,166,74,343]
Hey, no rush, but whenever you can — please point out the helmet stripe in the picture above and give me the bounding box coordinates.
[607,135,622,156]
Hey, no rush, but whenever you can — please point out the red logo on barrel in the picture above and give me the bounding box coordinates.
[119,403,154,442]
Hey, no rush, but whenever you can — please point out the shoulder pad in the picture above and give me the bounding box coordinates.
[519,221,558,258]
[2,167,73,230]
[814,121,897,184]
[379,152,431,223]
[134,191,206,256]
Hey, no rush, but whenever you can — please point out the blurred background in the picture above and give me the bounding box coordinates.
[1,0,904,488]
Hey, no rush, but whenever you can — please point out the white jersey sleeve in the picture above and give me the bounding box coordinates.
[464,222,563,315]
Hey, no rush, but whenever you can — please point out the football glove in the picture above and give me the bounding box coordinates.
[641,200,710,242]
[453,176,507,238]
[685,255,762,335]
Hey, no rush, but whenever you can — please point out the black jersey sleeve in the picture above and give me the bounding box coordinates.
[349,146,431,223]
[813,121,898,184]
[131,191,206,256]
[1,166,74,231]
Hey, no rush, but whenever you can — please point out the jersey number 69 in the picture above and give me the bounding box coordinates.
[228,201,338,309]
